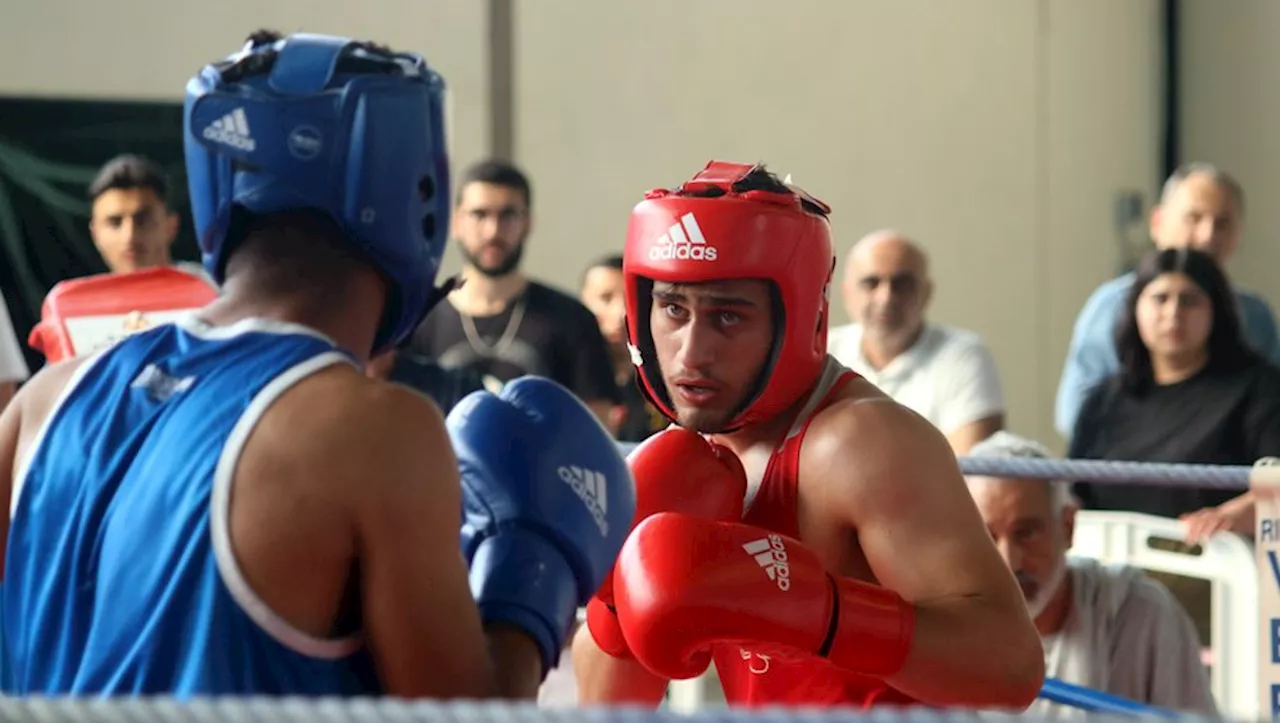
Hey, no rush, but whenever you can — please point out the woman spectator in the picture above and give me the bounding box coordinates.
[1069,247,1280,543]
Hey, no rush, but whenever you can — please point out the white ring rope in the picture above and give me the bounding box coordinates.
[956,456,1254,489]
[0,698,1213,723]
[614,443,1280,492]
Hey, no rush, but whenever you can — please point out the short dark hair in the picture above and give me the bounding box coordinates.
[1115,247,1258,393]
[227,209,376,296]
[678,164,829,218]
[581,253,624,287]
[587,253,623,272]
[88,154,171,206]
[456,159,532,208]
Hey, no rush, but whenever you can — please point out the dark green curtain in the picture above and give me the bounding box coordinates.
[0,96,195,374]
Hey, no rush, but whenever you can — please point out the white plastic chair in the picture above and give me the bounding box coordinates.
[1068,509,1257,720]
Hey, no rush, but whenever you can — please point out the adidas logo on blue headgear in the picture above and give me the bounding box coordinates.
[183,31,452,354]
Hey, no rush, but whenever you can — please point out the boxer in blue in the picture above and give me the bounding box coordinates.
[0,30,634,698]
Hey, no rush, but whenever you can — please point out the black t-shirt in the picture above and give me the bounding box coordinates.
[1068,361,1280,518]
[387,350,485,415]
[407,281,619,404]
[614,369,668,443]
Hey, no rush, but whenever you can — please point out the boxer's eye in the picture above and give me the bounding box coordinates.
[660,303,688,321]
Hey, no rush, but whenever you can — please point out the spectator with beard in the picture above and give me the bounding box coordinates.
[406,160,618,423]
[963,431,1215,718]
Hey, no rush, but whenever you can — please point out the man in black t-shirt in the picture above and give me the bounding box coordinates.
[366,346,485,415]
[406,160,618,422]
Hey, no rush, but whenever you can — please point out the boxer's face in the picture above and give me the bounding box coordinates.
[967,476,1074,621]
[581,266,627,346]
[89,188,179,273]
[1135,272,1213,364]
[454,182,530,278]
[649,279,774,433]
[1150,172,1242,263]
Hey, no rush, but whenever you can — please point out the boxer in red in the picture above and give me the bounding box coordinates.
[573,161,1045,710]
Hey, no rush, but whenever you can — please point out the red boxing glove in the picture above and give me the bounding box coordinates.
[587,429,747,659]
[613,512,915,681]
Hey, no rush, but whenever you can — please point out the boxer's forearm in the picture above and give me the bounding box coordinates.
[571,623,668,706]
[885,597,1044,709]
[484,625,547,699]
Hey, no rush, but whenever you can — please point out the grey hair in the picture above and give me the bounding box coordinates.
[1160,162,1245,215]
[967,431,1076,512]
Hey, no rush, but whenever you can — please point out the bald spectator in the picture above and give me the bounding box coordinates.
[0,289,28,410]
[828,230,1005,453]
[1055,163,1280,438]
[965,432,1216,719]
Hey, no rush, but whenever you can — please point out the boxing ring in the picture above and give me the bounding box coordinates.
[0,453,1272,721]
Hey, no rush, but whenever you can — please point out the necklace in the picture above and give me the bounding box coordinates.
[460,292,527,358]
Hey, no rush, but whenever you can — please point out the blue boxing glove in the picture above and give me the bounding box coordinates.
[446,376,636,677]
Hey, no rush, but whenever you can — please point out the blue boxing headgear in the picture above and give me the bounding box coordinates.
[184,32,451,354]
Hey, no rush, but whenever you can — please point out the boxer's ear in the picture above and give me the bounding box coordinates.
[163,211,181,246]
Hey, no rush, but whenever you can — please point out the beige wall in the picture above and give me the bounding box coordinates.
[0,0,1165,446]
[0,0,492,176]
[515,0,1163,447]
[1181,3,1280,306]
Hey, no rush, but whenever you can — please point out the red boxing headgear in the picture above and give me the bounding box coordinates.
[623,161,836,431]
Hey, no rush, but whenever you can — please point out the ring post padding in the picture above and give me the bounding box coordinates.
[1252,457,1280,720]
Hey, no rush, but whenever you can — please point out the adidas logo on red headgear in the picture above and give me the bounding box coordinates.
[649,212,718,262]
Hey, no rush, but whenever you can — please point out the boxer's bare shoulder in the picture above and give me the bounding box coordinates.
[0,355,94,487]
[229,362,501,696]
[799,391,997,588]
[239,360,455,499]
[234,359,461,550]
[794,385,1043,703]
[0,355,98,576]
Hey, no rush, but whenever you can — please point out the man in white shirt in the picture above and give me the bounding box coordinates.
[965,431,1217,719]
[828,230,1003,453]
[0,289,30,410]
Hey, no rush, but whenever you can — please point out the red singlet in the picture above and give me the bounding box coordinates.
[711,359,920,709]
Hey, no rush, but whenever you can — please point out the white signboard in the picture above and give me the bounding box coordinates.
[61,310,196,358]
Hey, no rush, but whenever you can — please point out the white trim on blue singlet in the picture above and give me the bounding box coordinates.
[10,349,111,518]
[210,350,363,659]
[175,315,340,347]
